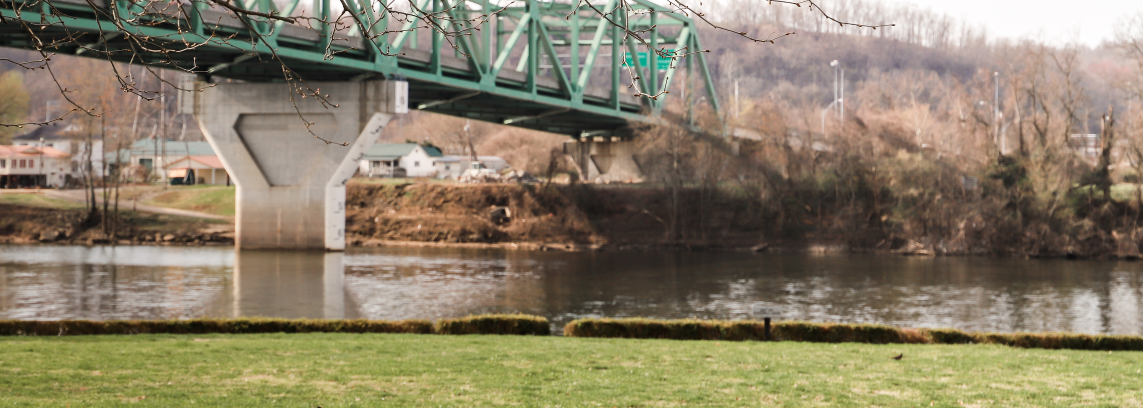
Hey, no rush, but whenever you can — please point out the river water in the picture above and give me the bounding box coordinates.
[2,244,1143,335]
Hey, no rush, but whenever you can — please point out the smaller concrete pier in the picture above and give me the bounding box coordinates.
[564,139,644,183]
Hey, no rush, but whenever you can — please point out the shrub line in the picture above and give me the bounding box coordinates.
[0,314,550,337]
[563,318,1143,352]
[4,315,1139,352]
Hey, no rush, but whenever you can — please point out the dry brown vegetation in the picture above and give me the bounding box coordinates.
[605,8,1143,258]
[377,111,569,175]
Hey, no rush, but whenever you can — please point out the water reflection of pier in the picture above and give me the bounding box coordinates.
[220,251,357,319]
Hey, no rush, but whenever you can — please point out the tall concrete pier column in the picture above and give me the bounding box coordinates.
[193,81,407,250]
[563,138,644,183]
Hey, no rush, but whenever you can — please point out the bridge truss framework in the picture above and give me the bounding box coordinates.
[0,0,722,137]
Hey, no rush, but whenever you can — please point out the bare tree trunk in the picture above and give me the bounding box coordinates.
[1098,107,1116,201]
[101,114,110,236]
[87,132,97,220]
[113,134,123,239]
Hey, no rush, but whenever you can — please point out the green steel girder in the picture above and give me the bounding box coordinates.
[0,0,721,138]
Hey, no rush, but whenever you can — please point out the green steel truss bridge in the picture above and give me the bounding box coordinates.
[0,0,721,137]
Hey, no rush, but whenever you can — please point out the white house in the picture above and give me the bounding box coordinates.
[0,145,71,188]
[434,155,510,179]
[357,143,443,178]
[12,123,104,178]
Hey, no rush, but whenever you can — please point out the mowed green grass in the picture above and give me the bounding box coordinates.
[2,333,1141,407]
[143,185,235,216]
[0,193,83,210]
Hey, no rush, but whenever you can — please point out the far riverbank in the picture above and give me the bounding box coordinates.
[3,181,1143,259]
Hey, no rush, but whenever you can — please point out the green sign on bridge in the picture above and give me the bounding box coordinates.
[624,50,676,71]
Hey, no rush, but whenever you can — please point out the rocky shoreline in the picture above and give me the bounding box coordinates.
[6,228,1143,260]
[0,203,233,247]
[0,230,234,247]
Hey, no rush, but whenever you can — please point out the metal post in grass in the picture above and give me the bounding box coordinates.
[752,303,784,341]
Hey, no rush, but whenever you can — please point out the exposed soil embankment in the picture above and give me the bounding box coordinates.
[344,183,1143,258]
[344,183,782,250]
[0,203,232,246]
[345,183,597,248]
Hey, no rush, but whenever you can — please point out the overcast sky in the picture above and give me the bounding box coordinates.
[881,0,1143,46]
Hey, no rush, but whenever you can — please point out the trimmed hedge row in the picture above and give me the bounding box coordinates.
[562,318,925,344]
[7,315,1139,352]
[435,314,551,336]
[0,318,433,336]
[0,314,550,337]
[563,318,1143,352]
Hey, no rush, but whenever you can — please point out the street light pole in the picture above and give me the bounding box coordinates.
[831,60,839,120]
[44,101,58,123]
[830,60,844,126]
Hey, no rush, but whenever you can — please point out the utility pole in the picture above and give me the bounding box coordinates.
[994,71,1001,155]
[160,70,168,190]
[1129,82,1135,143]
[38,137,44,188]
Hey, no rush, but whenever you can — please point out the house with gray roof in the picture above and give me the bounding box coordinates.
[358,143,443,178]
[105,138,218,180]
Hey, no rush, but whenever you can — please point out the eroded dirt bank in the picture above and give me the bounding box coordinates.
[344,182,1143,258]
[0,204,233,246]
[345,183,784,251]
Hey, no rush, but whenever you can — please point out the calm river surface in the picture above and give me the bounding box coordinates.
[2,244,1143,334]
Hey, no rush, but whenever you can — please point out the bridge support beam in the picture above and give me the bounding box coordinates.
[563,139,644,183]
[193,81,407,250]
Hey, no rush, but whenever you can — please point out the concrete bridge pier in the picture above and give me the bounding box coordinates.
[563,139,644,183]
[193,81,407,250]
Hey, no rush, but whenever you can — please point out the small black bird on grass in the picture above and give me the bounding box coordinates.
[891,353,903,360]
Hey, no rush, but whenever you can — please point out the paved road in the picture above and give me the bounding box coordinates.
[26,189,234,221]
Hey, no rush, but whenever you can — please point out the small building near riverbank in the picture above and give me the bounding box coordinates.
[107,139,218,181]
[164,155,230,186]
[0,145,71,188]
[357,143,443,178]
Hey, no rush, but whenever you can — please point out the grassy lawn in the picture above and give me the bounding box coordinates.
[143,185,236,216]
[0,193,84,210]
[2,333,1140,407]
[118,210,231,233]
